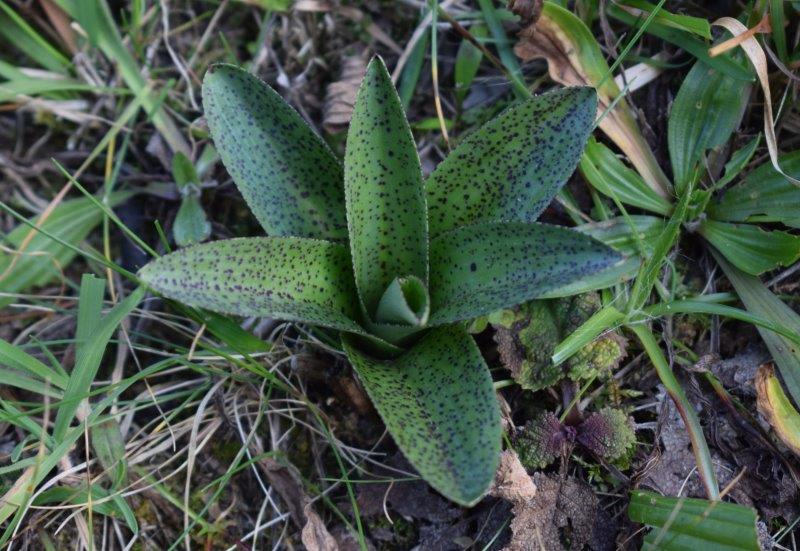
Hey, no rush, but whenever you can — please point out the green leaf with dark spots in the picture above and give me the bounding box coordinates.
[699,220,800,275]
[425,87,596,236]
[344,57,428,315]
[427,222,623,325]
[343,325,501,506]
[138,237,364,333]
[202,64,347,240]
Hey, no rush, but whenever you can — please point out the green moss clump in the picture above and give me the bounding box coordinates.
[493,293,626,392]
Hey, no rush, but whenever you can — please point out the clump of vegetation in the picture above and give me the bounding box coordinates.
[515,407,636,471]
[138,57,619,505]
[492,292,627,391]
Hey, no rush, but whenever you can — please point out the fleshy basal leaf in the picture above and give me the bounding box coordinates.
[425,87,596,236]
[203,64,347,240]
[343,325,501,506]
[428,222,623,325]
[138,237,363,333]
[344,56,428,315]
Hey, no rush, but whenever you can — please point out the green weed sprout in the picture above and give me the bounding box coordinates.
[138,57,621,505]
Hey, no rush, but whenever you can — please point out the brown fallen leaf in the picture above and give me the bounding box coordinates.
[490,450,537,504]
[504,473,615,551]
[302,503,340,551]
[511,2,671,199]
[260,457,339,549]
[324,52,370,134]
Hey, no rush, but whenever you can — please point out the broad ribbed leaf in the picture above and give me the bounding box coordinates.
[425,87,596,236]
[668,58,751,192]
[699,220,800,275]
[580,138,672,216]
[343,326,500,506]
[344,56,428,314]
[708,151,800,228]
[138,237,364,333]
[628,490,759,550]
[203,64,347,239]
[428,222,622,325]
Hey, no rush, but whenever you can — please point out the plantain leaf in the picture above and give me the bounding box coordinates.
[344,56,428,314]
[427,222,623,325]
[343,325,500,506]
[202,64,347,240]
[699,219,800,275]
[668,58,752,193]
[425,87,596,236]
[580,138,672,216]
[628,490,759,550]
[138,237,364,333]
[708,151,800,228]
[756,364,800,456]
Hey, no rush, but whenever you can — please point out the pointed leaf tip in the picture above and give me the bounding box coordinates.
[344,52,428,317]
[202,64,347,240]
[138,237,364,333]
[344,326,501,506]
[425,86,597,236]
[428,222,624,325]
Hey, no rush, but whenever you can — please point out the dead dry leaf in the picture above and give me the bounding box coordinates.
[756,363,800,457]
[324,52,369,133]
[511,2,671,198]
[490,450,537,504]
[711,16,800,187]
[302,503,340,551]
[504,473,615,551]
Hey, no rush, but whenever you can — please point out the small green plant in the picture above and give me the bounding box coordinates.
[515,407,635,470]
[491,292,627,391]
[138,57,621,505]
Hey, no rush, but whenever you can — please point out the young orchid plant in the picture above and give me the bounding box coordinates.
[139,57,621,505]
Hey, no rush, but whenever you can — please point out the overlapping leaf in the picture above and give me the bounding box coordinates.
[708,151,800,228]
[138,237,364,333]
[699,220,800,275]
[428,222,623,325]
[628,490,759,550]
[344,57,428,314]
[203,64,347,240]
[425,86,596,235]
[343,325,500,506]
[580,138,672,216]
[668,58,751,192]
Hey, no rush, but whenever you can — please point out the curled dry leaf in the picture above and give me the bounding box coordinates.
[324,51,370,133]
[490,450,537,504]
[504,473,615,551]
[756,363,800,457]
[302,504,340,551]
[511,2,671,198]
[710,16,800,187]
